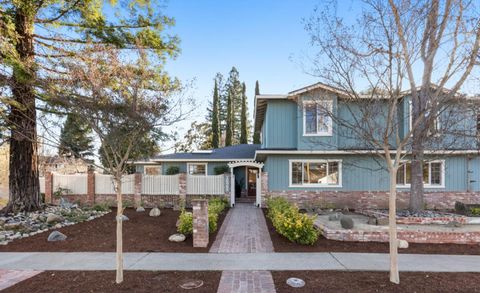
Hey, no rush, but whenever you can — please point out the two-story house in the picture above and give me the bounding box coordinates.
[135,82,480,209]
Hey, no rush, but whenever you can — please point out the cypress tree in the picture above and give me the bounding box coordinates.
[253,80,261,144]
[225,89,233,146]
[59,113,94,158]
[211,80,220,148]
[240,83,248,144]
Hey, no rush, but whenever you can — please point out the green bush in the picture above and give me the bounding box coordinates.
[470,207,480,216]
[214,165,229,175]
[93,202,110,212]
[166,166,180,175]
[266,197,319,245]
[176,197,228,235]
[177,210,193,235]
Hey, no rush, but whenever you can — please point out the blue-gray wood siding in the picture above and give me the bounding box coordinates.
[264,154,480,192]
[263,100,297,149]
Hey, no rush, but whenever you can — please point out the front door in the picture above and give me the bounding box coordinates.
[247,168,258,197]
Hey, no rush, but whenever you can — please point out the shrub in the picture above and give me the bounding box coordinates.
[166,166,180,175]
[470,207,480,216]
[266,197,319,245]
[214,165,229,175]
[177,210,193,235]
[93,202,110,212]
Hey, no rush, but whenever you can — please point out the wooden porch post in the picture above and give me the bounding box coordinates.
[230,167,235,207]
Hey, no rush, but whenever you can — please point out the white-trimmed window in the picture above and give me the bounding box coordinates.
[396,160,444,187]
[289,160,341,187]
[408,100,440,134]
[303,100,333,136]
[187,163,207,176]
[144,165,162,175]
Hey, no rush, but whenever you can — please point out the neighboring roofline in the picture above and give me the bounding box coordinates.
[254,149,480,160]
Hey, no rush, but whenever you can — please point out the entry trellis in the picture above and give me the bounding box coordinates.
[227,160,264,208]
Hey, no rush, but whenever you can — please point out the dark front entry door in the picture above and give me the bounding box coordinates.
[247,168,258,197]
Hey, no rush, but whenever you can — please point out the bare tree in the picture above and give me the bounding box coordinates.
[304,0,478,284]
[47,46,188,284]
[387,0,480,212]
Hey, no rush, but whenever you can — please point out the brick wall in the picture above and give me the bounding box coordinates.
[192,199,209,247]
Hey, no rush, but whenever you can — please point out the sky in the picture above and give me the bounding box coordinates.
[159,0,325,147]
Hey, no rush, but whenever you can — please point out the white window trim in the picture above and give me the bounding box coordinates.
[396,160,445,189]
[187,162,208,176]
[288,159,342,188]
[408,100,441,136]
[302,100,333,137]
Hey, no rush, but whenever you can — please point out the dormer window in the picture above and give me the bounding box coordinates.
[303,100,333,136]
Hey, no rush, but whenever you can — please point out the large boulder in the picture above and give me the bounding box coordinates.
[149,208,161,217]
[136,207,145,212]
[46,214,64,224]
[115,215,129,222]
[168,233,186,242]
[340,216,354,229]
[47,231,67,242]
[328,213,342,221]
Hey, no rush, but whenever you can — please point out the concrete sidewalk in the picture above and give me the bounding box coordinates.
[0,252,479,272]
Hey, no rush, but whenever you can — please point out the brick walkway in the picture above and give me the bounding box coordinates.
[211,203,276,293]
[210,203,274,253]
[0,269,42,291]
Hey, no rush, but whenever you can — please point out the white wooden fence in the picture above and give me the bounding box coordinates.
[95,174,135,194]
[142,175,179,195]
[53,173,88,194]
[187,175,225,195]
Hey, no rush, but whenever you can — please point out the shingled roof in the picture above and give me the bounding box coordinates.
[143,144,262,162]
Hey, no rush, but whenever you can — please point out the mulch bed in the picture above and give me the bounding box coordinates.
[0,208,227,252]
[263,209,480,255]
[272,271,480,293]
[4,271,221,293]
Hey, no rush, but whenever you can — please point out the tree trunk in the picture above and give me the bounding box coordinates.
[114,176,123,284]
[4,6,41,213]
[409,143,424,213]
[389,168,400,284]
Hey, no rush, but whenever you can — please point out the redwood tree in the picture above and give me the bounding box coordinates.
[0,0,179,213]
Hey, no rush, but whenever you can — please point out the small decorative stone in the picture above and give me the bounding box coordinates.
[4,222,22,230]
[376,218,389,226]
[136,207,145,212]
[47,231,67,242]
[168,233,186,242]
[180,280,204,290]
[340,216,354,229]
[149,207,161,217]
[115,215,129,222]
[46,214,64,224]
[54,223,62,229]
[286,277,305,288]
[328,213,342,221]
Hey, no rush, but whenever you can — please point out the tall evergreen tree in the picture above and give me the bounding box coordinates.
[226,67,243,144]
[253,80,261,144]
[58,114,94,158]
[211,80,220,148]
[240,83,248,144]
[225,89,233,146]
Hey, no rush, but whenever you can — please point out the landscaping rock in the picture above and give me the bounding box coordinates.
[377,218,389,226]
[286,277,305,288]
[136,207,145,212]
[168,233,186,242]
[47,231,67,242]
[115,215,129,222]
[180,280,204,290]
[4,222,23,230]
[340,216,354,229]
[367,217,377,225]
[149,208,161,217]
[446,221,463,228]
[59,197,73,209]
[46,214,64,224]
[328,213,342,221]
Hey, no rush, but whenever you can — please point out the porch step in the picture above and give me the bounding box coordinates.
[235,197,255,203]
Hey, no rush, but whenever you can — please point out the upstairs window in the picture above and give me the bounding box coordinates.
[303,100,333,136]
[187,163,207,176]
[290,160,341,187]
[397,161,444,187]
[409,100,440,135]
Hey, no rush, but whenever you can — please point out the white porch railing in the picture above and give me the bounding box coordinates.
[53,173,88,194]
[95,174,135,194]
[187,175,225,195]
[142,175,179,195]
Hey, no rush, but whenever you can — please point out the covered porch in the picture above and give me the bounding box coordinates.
[228,160,264,208]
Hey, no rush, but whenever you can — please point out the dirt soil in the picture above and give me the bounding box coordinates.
[263,209,480,255]
[272,271,480,293]
[0,208,227,252]
[4,271,221,293]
